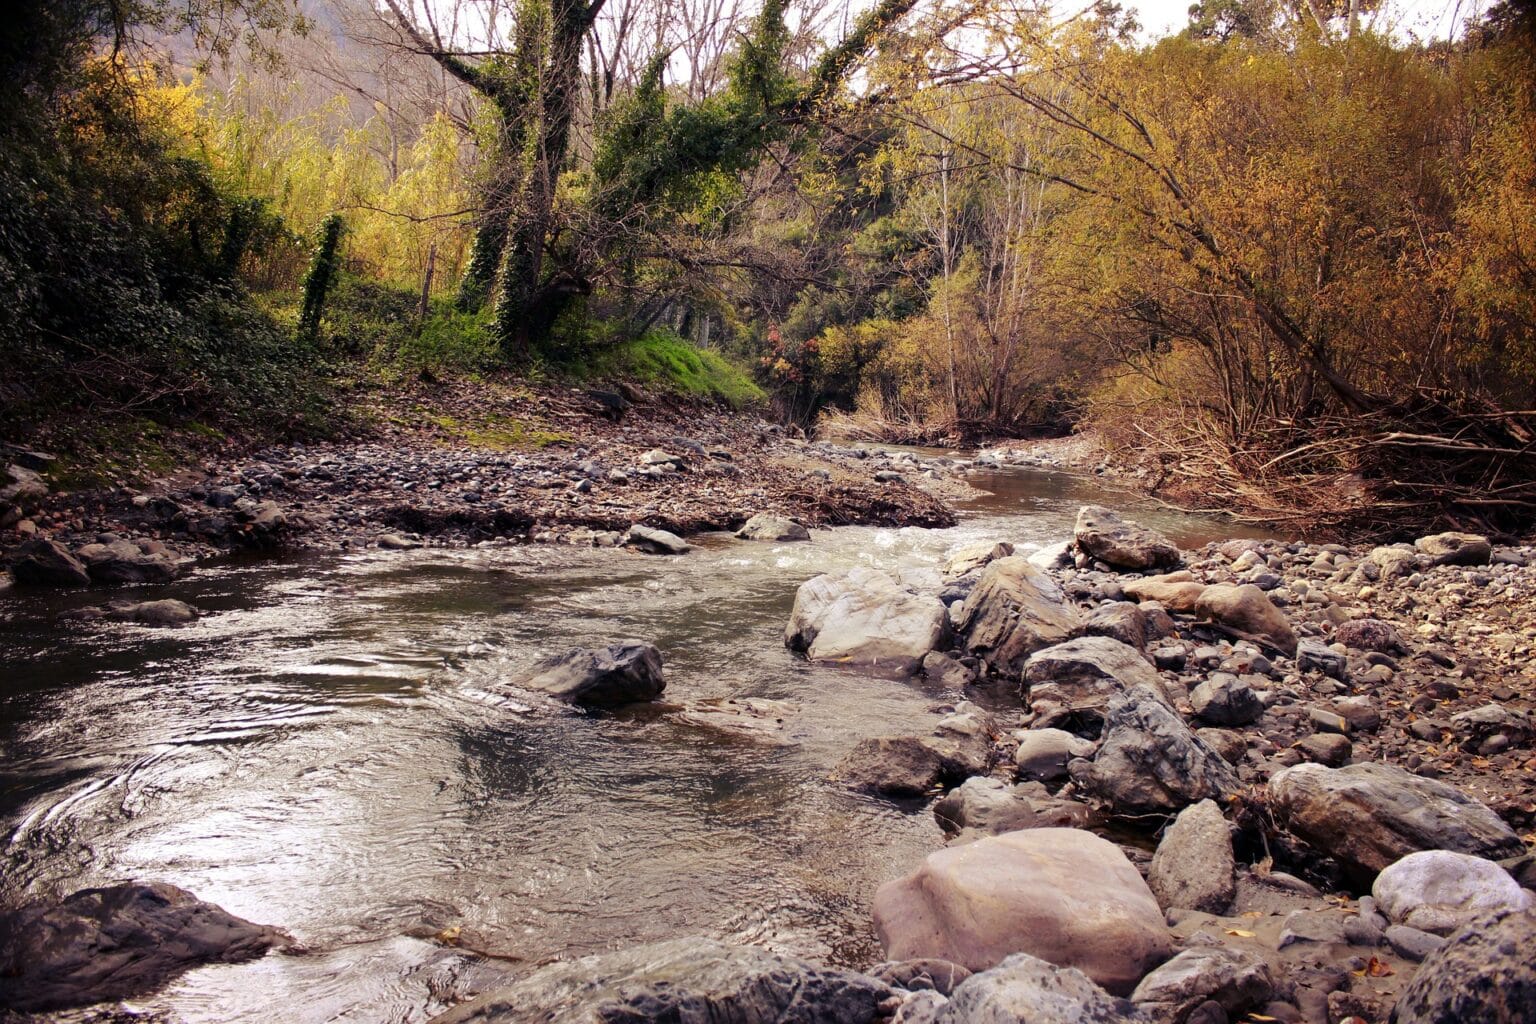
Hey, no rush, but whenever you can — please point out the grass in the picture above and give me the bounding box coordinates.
[591,329,765,409]
[420,410,572,450]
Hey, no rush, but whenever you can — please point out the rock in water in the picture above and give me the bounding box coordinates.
[872,827,1173,995]
[1193,584,1298,656]
[0,882,283,1012]
[74,539,184,583]
[1070,686,1240,816]
[7,537,90,587]
[831,735,991,798]
[1014,728,1096,783]
[1389,909,1536,1024]
[736,513,810,542]
[785,568,947,675]
[1413,531,1492,566]
[1267,762,1525,880]
[1147,800,1236,914]
[519,641,666,707]
[424,936,890,1024]
[937,954,1151,1024]
[953,557,1079,677]
[1073,506,1180,572]
[622,524,692,554]
[1372,850,1533,935]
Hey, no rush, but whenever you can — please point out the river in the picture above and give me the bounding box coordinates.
[0,461,1264,1023]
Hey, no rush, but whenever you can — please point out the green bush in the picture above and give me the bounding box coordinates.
[595,329,765,408]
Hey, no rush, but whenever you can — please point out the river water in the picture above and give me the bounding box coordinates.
[0,463,1263,1023]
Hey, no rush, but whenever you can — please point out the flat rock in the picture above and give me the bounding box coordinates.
[786,568,947,675]
[1124,573,1206,613]
[0,882,283,1012]
[1022,636,1164,721]
[872,827,1174,995]
[623,524,692,554]
[954,557,1079,677]
[425,936,890,1024]
[943,541,1014,579]
[672,697,797,743]
[519,641,666,707]
[1267,762,1526,880]
[1372,850,1533,936]
[736,513,810,542]
[1148,800,1236,914]
[1074,506,1180,572]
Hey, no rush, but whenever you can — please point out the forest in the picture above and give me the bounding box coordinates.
[2,0,1534,536]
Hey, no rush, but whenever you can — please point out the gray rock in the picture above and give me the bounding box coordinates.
[1027,540,1073,571]
[1131,947,1273,1022]
[871,958,973,996]
[1385,924,1448,962]
[1297,641,1348,680]
[1074,506,1180,572]
[623,524,692,554]
[936,953,1152,1023]
[1148,800,1236,914]
[832,735,991,798]
[933,777,1039,835]
[1082,601,1152,650]
[1014,728,1096,783]
[117,599,199,626]
[8,537,90,587]
[943,542,1014,579]
[873,828,1173,995]
[1023,637,1164,722]
[955,557,1080,676]
[425,936,890,1024]
[786,568,947,675]
[923,652,977,689]
[519,641,666,706]
[75,539,184,584]
[1070,686,1241,816]
[1389,909,1536,1023]
[1372,850,1533,936]
[1414,532,1492,566]
[0,882,283,1012]
[1267,762,1526,879]
[1189,673,1264,727]
[737,513,810,542]
[895,990,949,1023]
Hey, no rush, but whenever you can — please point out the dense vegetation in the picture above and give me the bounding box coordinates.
[1,0,1532,533]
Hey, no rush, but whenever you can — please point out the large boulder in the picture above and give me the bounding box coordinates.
[1070,686,1240,816]
[75,539,184,584]
[1267,763,1526,880]
[8,537,91,587]
[1372,850,1533,936]
[832,735,991,799]
[786,568,947,675]
[736,513,810,542]
[425,936,890,1024]
[953,557,1079,677]
[1413,531,1492,566]
[935,954,1151,1024]
[1073,506,1180,572]
[1022,637,1165,724]
[932,777,1040,836]
[1193,584,1297,656]
[519,641,666,707]
[1130,947,1273,1024]
[1147,799,1236,914]
[872,827,1174,995]
[943,541,1015,580]
[1389,909,1536,1024]
[0,882,284,1012]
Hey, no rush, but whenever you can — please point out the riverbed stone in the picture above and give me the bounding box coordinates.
[954,557,1079,676]
[832,734,991,798]
[874,828,1173,995]
[114,599,200,626]
[1070,686,1240,816]
[1130,947,1273,1023]
[622,523,692,554]
[1372,850,1533,936]
[932,777,1040,835]
[1389,909,1536,1024]
[1193,584,1298,656]
[1123,572,1207,613]
[736,513,810,542]
[1082,601,1152,649]
[786,568,947,675]
[519,641,666,706]
[1013,728,1095,783]
[1334,617,1404,653]
[75,539,184,584]
[1022,636,1164,723]
[944,541,1014,579]
[1147,800,1236,914]
[922,651,977,689]
[425,935,891,1024]
[8,537,90,587]
[1073,506,1180,573]
[1414,531,1492,566]
[1267,762,1526,880]
[1189,673,1263,727]
[936,954,1151,1023]
[0,882,284,1012]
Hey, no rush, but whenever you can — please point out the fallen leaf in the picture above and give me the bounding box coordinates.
[1225,928,1257,938]
[1352,956,1394,978]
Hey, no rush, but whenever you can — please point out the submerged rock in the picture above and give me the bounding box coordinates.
[872,827,1173,995]
[0,882,284,1012]
[786,568,946,675]
[426,936,891,1024]
[1073,506,1180,572]
[831,734,991,798]
[519,641,666,707]
[622,524,692,554]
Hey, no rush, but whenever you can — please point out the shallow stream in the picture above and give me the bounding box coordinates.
[0,461,1264,1022]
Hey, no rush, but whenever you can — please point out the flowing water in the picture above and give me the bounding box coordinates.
[0,462,1267,1023]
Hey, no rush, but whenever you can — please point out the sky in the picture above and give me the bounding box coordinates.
[1128,0,1487,39]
